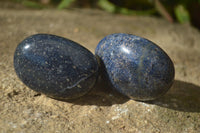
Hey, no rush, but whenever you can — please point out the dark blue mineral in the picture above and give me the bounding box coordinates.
[95,33,175,101]
[14,34,98,99]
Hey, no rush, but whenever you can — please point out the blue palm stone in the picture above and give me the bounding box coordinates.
[95,33,175,101]
[14,34,98,99]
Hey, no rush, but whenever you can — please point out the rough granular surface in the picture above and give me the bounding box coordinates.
[0,8,200,133]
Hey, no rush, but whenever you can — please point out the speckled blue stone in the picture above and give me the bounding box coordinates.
[14,34,98,99]
[95,33,175,101]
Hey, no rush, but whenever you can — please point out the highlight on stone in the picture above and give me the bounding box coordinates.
[95,33,175,101]
[14,34,99,100]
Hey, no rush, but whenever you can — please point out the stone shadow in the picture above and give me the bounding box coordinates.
[146,80,200,112]
[63,56,130,106]
[59,78,200,111]
[62,76,130,106]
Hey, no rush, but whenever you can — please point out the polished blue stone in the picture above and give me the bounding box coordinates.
[95,33,175,101]
[14,34,98,99]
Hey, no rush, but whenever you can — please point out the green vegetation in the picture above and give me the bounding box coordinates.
[13,0,45,8]
[10,0,200,29]
[175,5,190,24]
[57,0,75,9]
[98,0,156,15]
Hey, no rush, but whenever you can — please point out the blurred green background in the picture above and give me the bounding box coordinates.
[4,0,200,30]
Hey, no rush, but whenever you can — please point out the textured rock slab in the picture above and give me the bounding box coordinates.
[0,9,200,133]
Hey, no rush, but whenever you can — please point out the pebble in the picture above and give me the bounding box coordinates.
[14,34,98,99]
[95,33,175,101]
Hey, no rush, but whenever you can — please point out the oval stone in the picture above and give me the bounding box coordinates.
[14,34,98,100]
[95,33,175,101]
